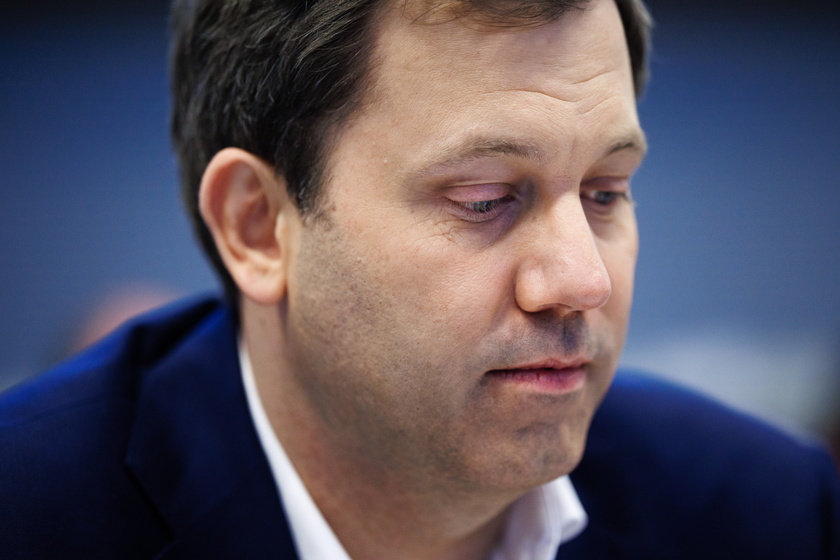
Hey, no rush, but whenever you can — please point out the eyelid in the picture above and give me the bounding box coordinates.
[443,183,517,224]
[581,176,631,191]
[445,183,511,203]
[580,176,634,217]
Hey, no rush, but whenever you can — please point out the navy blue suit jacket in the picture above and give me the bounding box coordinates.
[2,296,839,558]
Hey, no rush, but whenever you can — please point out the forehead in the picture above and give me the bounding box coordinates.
[395,0,587,24]
[329,0,640,181]
[369,0,631,101]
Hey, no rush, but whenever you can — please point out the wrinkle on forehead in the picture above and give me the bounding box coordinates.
[481,70,629,111]
[571,68,621,87]
[340,0,640,181]
[396,0,592,27]
[371,0,631,106]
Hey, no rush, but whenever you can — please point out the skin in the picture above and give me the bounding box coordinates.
[200,0,645,557]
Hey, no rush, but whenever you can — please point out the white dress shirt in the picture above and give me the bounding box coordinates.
[239,342,587,560]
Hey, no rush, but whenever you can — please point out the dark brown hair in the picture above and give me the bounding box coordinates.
[170,0,652,302]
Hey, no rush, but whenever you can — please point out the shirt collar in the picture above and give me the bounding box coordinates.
[239,341,586,560]
[491,475,587,560]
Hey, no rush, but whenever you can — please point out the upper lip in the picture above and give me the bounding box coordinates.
[490,357,588,372]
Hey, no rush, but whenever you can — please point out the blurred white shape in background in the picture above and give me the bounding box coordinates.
[622,328,840,439]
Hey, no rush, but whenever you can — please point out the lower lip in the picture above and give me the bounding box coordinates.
[487,367,586,394]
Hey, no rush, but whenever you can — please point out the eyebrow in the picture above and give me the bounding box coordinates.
[407,137,548,181]
[405,129,647,182]
[603,130,648,159]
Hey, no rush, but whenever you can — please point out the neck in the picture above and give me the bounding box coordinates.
[292,440,513,559]
[243,302,517,560]
[293,443,512,560]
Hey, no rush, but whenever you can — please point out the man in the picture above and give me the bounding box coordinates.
[1,0,838,558]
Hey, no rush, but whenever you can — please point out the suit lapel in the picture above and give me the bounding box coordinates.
[125,301,298,558]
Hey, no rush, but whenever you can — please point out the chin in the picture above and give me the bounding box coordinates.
[534,434,587,482]
[474,423,590,494]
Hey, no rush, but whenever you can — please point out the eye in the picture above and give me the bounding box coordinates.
[583,190,624,207]
[581,177,632,214]
[461,198,504,214]
[454,195,514,222]
[445,182,516,223]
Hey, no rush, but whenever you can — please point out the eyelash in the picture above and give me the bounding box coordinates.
[449,184,630,224]
[455,195,515,222]
[582,190,629,207]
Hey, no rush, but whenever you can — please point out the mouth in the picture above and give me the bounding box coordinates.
[485,359,587,395]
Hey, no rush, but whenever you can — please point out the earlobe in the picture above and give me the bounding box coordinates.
[198,148,293,305]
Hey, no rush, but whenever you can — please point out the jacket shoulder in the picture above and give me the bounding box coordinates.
[0,295,227,557]
[567,371,840,559]
[0,295,223,423]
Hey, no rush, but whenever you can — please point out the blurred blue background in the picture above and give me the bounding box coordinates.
[1,1,838,445]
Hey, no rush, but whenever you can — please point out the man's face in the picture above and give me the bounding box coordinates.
[281,0,643,495]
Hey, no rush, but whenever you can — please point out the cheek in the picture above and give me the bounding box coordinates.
[365,225,511,336]
[591,216,638,337]
[600,213,638,304]
[292,220,492,384]
[288,225,512,457]
[606,243,637,311]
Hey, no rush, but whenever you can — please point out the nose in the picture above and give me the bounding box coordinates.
[514,199,612,314]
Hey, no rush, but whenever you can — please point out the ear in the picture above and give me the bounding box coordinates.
[198,148,296,305]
